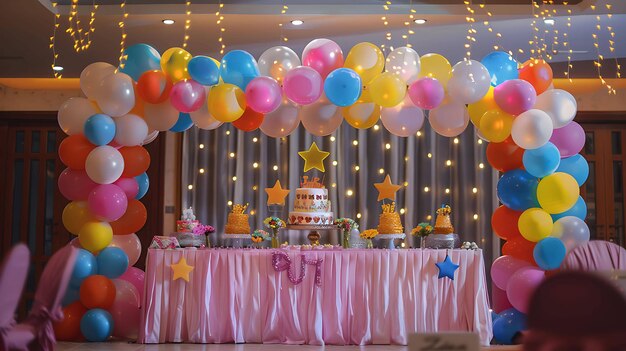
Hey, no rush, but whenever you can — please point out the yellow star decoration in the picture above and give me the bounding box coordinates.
[374,174,402,202]
[170,257,194,282]
[265,180,290,206]
[298,142,330,172]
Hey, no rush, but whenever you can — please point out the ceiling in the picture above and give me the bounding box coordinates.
[0,0,624,78]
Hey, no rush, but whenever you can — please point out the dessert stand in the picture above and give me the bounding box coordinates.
[373,233,407,249]
[282,224,341,246]
[222,234,252,248]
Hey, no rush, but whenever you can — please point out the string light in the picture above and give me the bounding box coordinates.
[381,1,391,52]
[226,130,231,136]
[472,187,478,194]
[416,131,421,137]
[424,186,430,192]
[354,165,360,171]
[229,152,235,158]
[250,210,256,216]
[446,160,452,166]
[473,214,479,220]
[445,188,450,194]
[332,183,337,188]
[279,4,289,42]
[453,138,459,144]
[385,143,391,150]
[199,168,205,174]
[378,168,385,174]
[332,160,338,166]
[530,0,540,57]
[352,140,359,146]
[480,0,506,53]
[463,0,477,60]
[227,200,233,206]
[590,4,614,94]
[479,163,485,169]
[400,208,406,214]
[253,162,259,168]
[66,0,98,52]
[252,185,258,191]
[605,3,621,80]
[373,124,380,131]
[346,189,354,196]
[182,1,191,48]
[330,136,336,142]
[188,185,194,190]
[216,1,225,55]
[118,0,128,69]
[356,213,362,219]
[252,137,258,143]
[427,153,432,158]
[564,3,573,81]
[232,176,237,181]
[403,181,409,187]
[49,1,61,78]
[404,0,416,47]
[199,144,205,149]
[273,165,278,171]
[426,215,432,220]
[477,139,483,145]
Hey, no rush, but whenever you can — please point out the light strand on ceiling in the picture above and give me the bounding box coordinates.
[604,3,621,81]
[479,1,509,55]
[66,0,98,52]
[182,1,191,48]
[563,2,573,81]
[403,0,415,47]
[49,1,61,78]
[463,0,477,60]
[216,1,225,55]
[590,4,615,94]
[118,0,128,69]
[279,3,289,42]
[380,0,391,53]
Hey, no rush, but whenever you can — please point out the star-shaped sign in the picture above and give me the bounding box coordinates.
[374,174,402,201]
[170,256,194,282]
[298,142,330,173]
[265,180,290,206]
[435,255,460,280]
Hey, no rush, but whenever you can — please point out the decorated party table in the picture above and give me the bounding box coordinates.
[138,247,492,345]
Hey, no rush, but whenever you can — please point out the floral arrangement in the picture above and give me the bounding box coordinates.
[411,222,433,237]
[192,224,215,236]
[251,229,269,243]
[334,218,359,232]
[360,229,379,240]
[461,241,479,250]
[264,216,286,230]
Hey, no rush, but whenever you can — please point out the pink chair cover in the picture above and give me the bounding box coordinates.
[0,244,30,350]
[561,240,626,271]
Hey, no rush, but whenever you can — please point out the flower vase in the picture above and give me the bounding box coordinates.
[342,230,350,249]
[205,235,211,248]
[366,239,373,249]
[420,236,426,248]
[271,229,280,248]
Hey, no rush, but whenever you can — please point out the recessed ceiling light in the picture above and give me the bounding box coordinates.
[414,19,427,24]
[544,18,555,25]
[162,19,175,25]
[52,66,63,71]
[291,19,304,26]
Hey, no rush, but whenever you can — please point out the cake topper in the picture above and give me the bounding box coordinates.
[381,202,397,213]
[231,203,249,214]
[181,207,196,221]
[374,174,402,201]
[300,175,325,188]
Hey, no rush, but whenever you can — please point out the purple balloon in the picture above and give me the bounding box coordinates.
[407,77,444,110]
[245,76,282,114]
[491,255,531,290]
[506,266,545,313]
[283,66,323,105]
[170,79,206,113]
[550,121,585,158]
[88,184,128,222]
[494,79,537,116]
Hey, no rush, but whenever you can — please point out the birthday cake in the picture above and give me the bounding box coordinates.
[176,207,199,232]
[288,176,334,225]
[377,202,404,234]
[225,203,251,234]
[175,207,209,247]
[424,204,460,249]
[434,205,454,234]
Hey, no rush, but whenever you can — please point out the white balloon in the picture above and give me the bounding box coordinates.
[447,60,491,104]
[80,62,116,100]
[534,89,577,129]
[299,95,343,136]
[141,130,160,145]
[189,87,223,130]
[429,100,470,137]
[551,216,590,252]
[57,97,99,135]
[85,145,124,184]
[385,47,421,84]
[258,46,301,84]
[260,99,300,138]
[95,72,135,117]
[114,114,149,146]
[511,109,554,150]
[381,95,425,137]
[144,100,179,131]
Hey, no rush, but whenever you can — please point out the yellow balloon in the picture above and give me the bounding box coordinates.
[418,53,452,88]
[367,72,407,108]
[479,108,514,143]
[62,201,95,235]
[518,208,553,242]
[342,101,380,129]
[78,221,113,253]
[468,86,497,126]
[161,47,192,82]
[344,42,385,84]
[537,172,580,214]
[208,83,246,122]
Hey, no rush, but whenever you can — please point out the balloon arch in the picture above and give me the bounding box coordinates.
[56,40,588,343]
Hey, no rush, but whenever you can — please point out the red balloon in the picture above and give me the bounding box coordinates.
[137,70,173,104]
[491,205,522,240]
[79,275,116,309]
[119,146,150,178]
[53,301,87,341]
[111,200,147,235]
[502,237,537,265]
[486,137,524,172]
[59,135,95,170]
[519,59,553,95]
[232,107,264,132]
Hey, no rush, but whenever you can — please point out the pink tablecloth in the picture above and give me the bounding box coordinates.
[138,248,492,345]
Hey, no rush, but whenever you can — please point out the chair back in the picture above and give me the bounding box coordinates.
[0,244,30,327]
[30,245,77,319]
[561,240,626,271]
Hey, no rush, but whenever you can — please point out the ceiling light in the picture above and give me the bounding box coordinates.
[290,19,304,26]
[543,18,555,25]
[414,19,427,24]
[52,66,63,71]
[162,19,175,25]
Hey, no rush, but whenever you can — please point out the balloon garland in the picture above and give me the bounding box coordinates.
[56,40,588,344]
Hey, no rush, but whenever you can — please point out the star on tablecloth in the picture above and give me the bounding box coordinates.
[170,256,194,282]
[298,142,330,172]
[265,180,290,205]
[435,254,459,280]
[374,174,402,201]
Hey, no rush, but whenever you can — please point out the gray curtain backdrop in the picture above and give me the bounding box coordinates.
[182,116,500,265]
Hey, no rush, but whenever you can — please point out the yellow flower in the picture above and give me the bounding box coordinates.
[360,229,378,239]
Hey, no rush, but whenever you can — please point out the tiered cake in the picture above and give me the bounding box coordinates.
[225,203,251,234]
[377,202,404,234]
[176,207,199,232]
[434,205,454,234]
[288,176,334,225]
[176,207,205,247]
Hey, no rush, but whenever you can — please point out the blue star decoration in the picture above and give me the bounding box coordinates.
[435,255,460,280]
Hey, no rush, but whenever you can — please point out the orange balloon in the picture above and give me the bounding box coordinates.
[486,137,524,172]
[111,200,147,235]
[79,275,116,309]
[130,83,146,117]
[232,107,264,132]
[53,301,87,341]
[502,237,537,265]
[519,59,553,95]
[119,146,150,178]
[59,135,95,170]
[137,70,173,104]
[491,205,522,240]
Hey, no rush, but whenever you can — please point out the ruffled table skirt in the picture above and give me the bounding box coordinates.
[138,248,492,345]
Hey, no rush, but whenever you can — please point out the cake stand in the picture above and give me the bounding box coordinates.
[283,224,341,246]
[373,233,406,249]
[222,234,252,248]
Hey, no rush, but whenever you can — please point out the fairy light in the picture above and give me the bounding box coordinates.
[453,138,459,144]
[273,165,278,171]
[49,1,61,78]
[330,136,336,142]
[279,4,289,42]
[427,153,432,158]
[590,4,615,94]
[332,160,338,166]
[227,200,233,206]
[66,0,98,52]
[446,160,452,167]
[445,188,450,194]
[373,124,380,131]
[253,162,259,168]
[354,165,360,171]
[424,186,430,192]
[564,4,573,82]
[118,0,129,69]
[479,163,485,169]
[182,1,191,48]
[229,152,235,158]
[252,186,258,191]
[346,189,354,196]
[216,1,225,55]
[250,210,256,216]
[356,213,362,219]
[385,143,391,150]
[530,0,540,57]
[473,214,479,220]
[400,208,406,215]
[188,185,194,190]
[477,139,483,145]
[199,168,205,174]
[416,131,421,137]
[463,0,477,60]
[378,168,385,174]
[352,140,359,146]
[232,176,237,181]
[472,187,478,194]
[332,183,337,188]
[226,130,231,136]
[480,0,506,53]
[404,1,416,47]
[199,144,205,149]
[605,4,621,84]
[252,137,258,143]
[381,1,392,51]
[403,181,409,187]
[426,215,432,220]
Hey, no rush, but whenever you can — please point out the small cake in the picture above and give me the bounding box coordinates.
[377,202,404,234]
[175,207,210,247]
[288,176,334,225]
[434,205,454,234]
[176,207,199,232]
[225,203,251,234]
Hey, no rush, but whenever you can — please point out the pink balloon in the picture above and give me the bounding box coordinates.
[494,79,537,116]
[119,266,145,299]
[549,121,585,158]
[170,79,206,113]
[58,168,97,201]
[491,255,531,290]
[408,77,444,110]
[506,267,545,313]
[283,66,323,105]
[302,38,344,79]
[87,184,128,222]
[113,178,139,199]
[110,279,141,339]
[245,76,282,114]
[492,285,514,314]
[109,233,142,266]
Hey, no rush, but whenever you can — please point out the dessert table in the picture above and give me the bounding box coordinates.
[138,248,493,345]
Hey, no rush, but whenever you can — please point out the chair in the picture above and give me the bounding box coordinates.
[5,245,77,351]
[0,244,30,350]
[561,240,626,271]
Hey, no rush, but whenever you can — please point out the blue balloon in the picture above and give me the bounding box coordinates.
[556,154,589,186]
[323,68,362,107]
[491,310,501,323]
[481,51,519,86]
[80,309,113,342]
[119,43,161,81]
[497,169,540,211]
[96,247,129,279]
[170,113,194,132]
[62,288,80,306]
[135,172,149,200]
[219,50,260,90]
[534,237,566,270]
[551,196,587,221]
[188,56,220,86]
[69,249,97,288]
[493,308,526,344]
[522,142,561,178]
[84,114,116,146]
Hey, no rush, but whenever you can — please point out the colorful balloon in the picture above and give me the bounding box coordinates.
[556,154,589,186]
[549,121,585,158]
[188,55,220,86]
[232,107,264,132]
[136,70,173,104]
[78,222,113,253]
[486,137,525,172]
[80,62,116,100]
[481,51,519,86]
[97,247,129,279]
[506,267,545,313]
[59,134,94,170]
[324,68,362,107]
[493,308,527,345]
[219,50,260,90]
[69,248,98,289]
[491,205,523,240]
[169,113,194,133]
[109,233,142,266]
[502,237,537,264]
[119,267,145,298]
[479,108,514,143]
[494,79,537,116]
[160,47,192,82]
[552,216,590,252]
[88,184,128,222]
[537,172,580,214]
[258,46,301,84]
[534,89,577,128]
[170,79,206,113]
[522,142,561,178]
[407,77,444,110]
[417,53,452,88]
[299,96,343,136]
[342,101,380,130]
[519,58,553,95]
[94,72,136,117]
[429,100,470,137]
[302,38,344,79]
[54,301,87,341]
[80,309,113,342]
[110,200,147,235]
[110,279,141,339]
[113,177,139,199]
[511,109,553,150]
[144,99,179,131]
[551,196,587,222]
[518,208,553,242]
[245,76,282,114]
[380,95,424,137]
[468,86,497,126]
[491,255,531,290]
[84,114,116,146]
[119,146,150,178]
[58,97,100,136]
[497,169,540,211]
[283,66,323,105]
[533,237,566,270]
[368,72,406,108]
[58,168,97,201]
[135,173,149,200]
[344,42,385,83]
[113,114,148,146]
[385,46,421,84]
[207,84,247,122]
[85,145,124,184]
[259,99,300,138]
[120,44,161,81]
[190,87,223,130]
[447,60,491,104]
[62,201,95,235]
